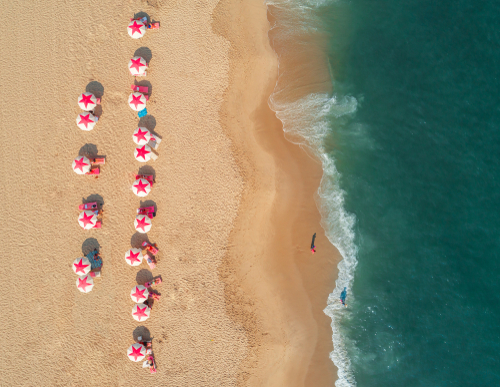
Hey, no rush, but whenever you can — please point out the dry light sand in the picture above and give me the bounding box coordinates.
[0,0,341,386]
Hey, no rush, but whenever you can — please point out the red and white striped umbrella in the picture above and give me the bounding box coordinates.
[134,214,152,234]
[125,248,144,266]
[130,285,149,303]
[132,178,151,197]
[76,274,94,293]
[73,257,91,275]
[129,56,147,76]
[78,92,97,111]
[128,92,147,111]
[134,145,153,162]
[127,343,146,362]
[76,112,97,131]
[127,20,146,39]
[132,127,151,145]
[78,210,97,230]
[72,156,91,175]
[132,303,151,322]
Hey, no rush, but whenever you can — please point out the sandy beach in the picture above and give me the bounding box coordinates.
[0,0,340,386]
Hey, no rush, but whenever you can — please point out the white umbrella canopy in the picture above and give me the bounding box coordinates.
[72,156,91,175]
[134,215,152,234]
[78,92,97,111]
[127,20,146,39]
[73,257,91,275]
[127,343,146,362]
[129,56,147,76]
[128,92,147,111]
[124,248,144,266]
[76,112,97,131]
[132,303,151,322]
[134,145,153,162]
[76,274,94,293]
[78,210,98,230]
[133,127,151,145]
[130,285,149,303]
[132,178,151,197]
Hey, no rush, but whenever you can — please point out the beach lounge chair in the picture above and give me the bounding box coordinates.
[79,202,98,211]
[131,85,149,94]
[144,277,162,288]
[145,255,156,270]
[90,157,106,165]
[135,174,155,186]
[89,271,101,278]
[142,241,159,255]
[93,221,102,229]
[137,206,155,219]
[130,17,160,30]
[85,167,100,176]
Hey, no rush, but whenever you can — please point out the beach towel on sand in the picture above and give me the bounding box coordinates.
[138,108,148,118]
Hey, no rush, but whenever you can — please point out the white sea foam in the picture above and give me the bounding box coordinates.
[265,0,359,385]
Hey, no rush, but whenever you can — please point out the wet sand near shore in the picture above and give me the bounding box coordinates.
[0,0,340,386]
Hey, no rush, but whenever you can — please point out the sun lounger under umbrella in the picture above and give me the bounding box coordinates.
[129,56,147,76]
[128,92,147,111]
[73,257,91,275]
[125,248,144,266]
[72,156,91,175]
[128,20,146,39]
[132,178,152,197]
[76,112,98,131]
[128,343,146,362]
[130,285,149,303]
[78,210,98,230]
[76,274,94,293]
[78,92,98,111]
[134,214,152,234]
[134,145,158,162]
[133,127,161,149]
[132,303,151,322]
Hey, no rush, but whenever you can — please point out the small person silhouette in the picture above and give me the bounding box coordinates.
[311,233,317,254]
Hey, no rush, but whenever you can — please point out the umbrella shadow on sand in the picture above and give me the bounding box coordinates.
[134,47,153,64]
[133,11,150,23]
[82,238,100,256]
[136,269,154,286]
[138,115,156,132]
[133,326,152,342]
[78,144,98,157]
[86,81,104,98]
[131,232,150,249]
[138,166,156,180]
[83,194,104,208]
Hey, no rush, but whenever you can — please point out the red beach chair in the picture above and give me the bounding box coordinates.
[142,241,159,255]
[148,23,160,30]
[137,206,155,219]
[86,168,100,176]
[90,157,106,165]
[135,174,155,186]
[131,85,149,94]
[145,255,156,270]
[93,221,102,229]
[79,202,98,211]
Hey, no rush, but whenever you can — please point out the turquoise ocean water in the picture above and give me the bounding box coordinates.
[266,0,500,385]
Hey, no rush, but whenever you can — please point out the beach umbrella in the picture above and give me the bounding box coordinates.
[134,214,152,234]
[76,274,94,293]
[134,145,153,162]
[72,257,91,275]
[132,178,151,197]
[129,56,147,76]
[124,248,144,266]
[128,92,147,111]
[128,20,146,39]
[78,92,97,111]
[132,303,151,322]
[76,112,97,131]
[133,127,151,145]
[78,210,97,230]
[72,156,91,175]
[130,285,149,303]
[127,343,146,362]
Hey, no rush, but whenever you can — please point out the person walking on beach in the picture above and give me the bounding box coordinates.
[311,233,316,254]
[340,287,347,307]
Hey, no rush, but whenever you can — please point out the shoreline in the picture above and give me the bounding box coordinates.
[213,1,341,385]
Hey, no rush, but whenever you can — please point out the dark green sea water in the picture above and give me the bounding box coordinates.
[267,0,500,385]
